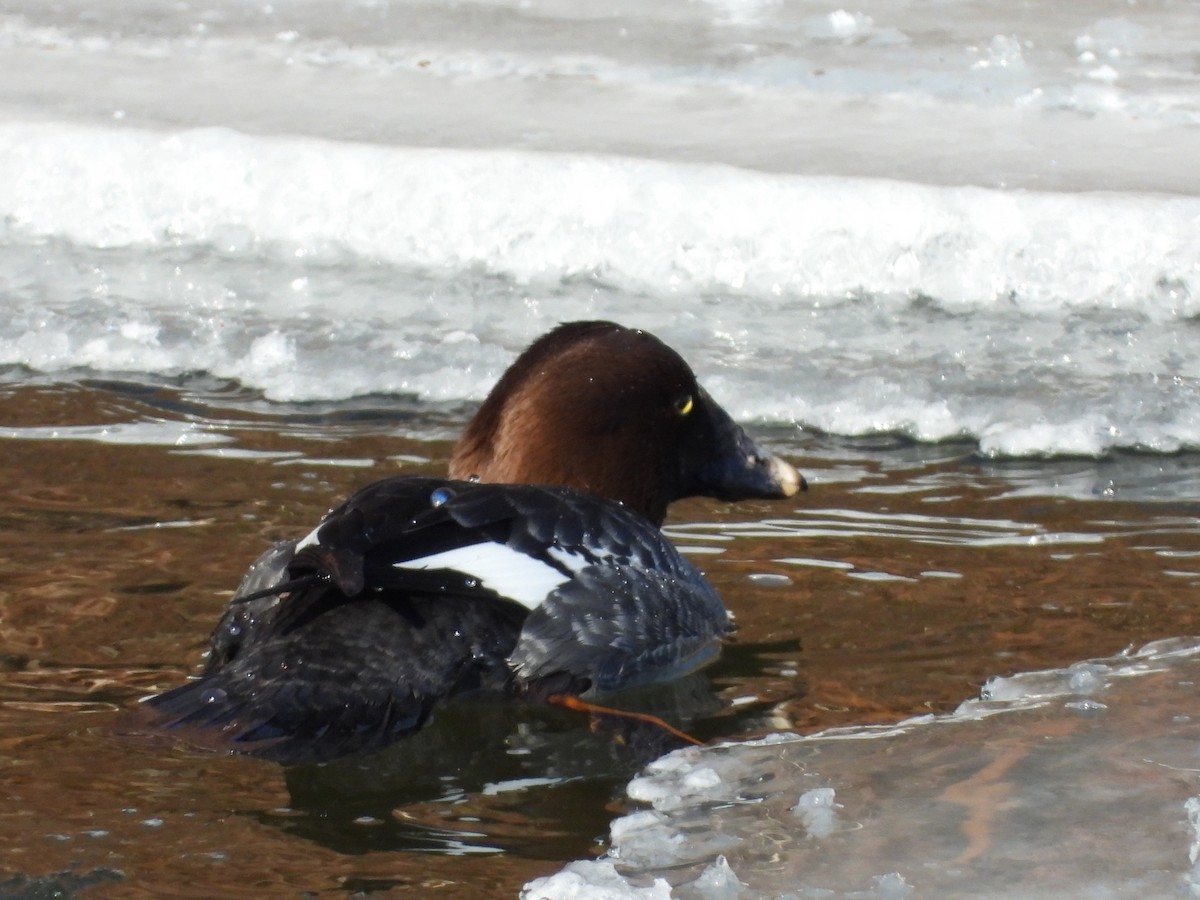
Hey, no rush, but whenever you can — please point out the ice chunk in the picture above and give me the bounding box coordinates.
[973,659,1113,707]
[1066,662,1108,694]
[683,768,721,792]
[1186,796,1200,897]
[871,873,913,898]
[521,860,671,900]
[791,787,839,839]
[972,35,1026,71]
[680,855,744,899]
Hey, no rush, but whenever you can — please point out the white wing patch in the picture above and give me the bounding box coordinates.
[392,542,576,610]
[295,524,323,553]
[546,544,595,575]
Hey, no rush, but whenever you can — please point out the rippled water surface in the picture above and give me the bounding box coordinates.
[2,377,1197,896]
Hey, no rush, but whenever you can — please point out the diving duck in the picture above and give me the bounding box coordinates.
[147,321,804,761]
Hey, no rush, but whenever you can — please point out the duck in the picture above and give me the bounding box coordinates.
[146,321,804,762]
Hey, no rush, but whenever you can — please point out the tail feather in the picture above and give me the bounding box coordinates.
[146,588,523,763]
[145,671,435,764]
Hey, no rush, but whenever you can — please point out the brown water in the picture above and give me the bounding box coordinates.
[2,375,1198,897]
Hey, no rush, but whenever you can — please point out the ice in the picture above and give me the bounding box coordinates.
[3,122,1196,313]
[1066,662,1108,695]
[3,0,1198,191]
[972,35,1026,73]
[521,860,672,900]
[791,787,840,839]
[866,874,913,899]
[536,639,1200,897]
[972,658,1117,709]
[629,758,734,813]
[681,856,744,900]
[1,122,1198,451]
[608,811,686,871]
[807,10,875,41]
[1,0,1199,454]
[1187,797,1200,895]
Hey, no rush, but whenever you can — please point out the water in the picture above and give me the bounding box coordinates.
[1,0,1198,896]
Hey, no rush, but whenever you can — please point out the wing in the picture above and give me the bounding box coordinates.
[278,476,731,694]
[509,561,731,694]
[281,476,690,618]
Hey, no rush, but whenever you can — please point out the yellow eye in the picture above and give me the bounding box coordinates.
[675,394,694,416]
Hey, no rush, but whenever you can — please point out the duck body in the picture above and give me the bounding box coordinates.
[152,478,729,761]
[148,322,803,762]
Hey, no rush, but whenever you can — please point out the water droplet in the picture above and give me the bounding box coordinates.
[202,688,228,705]
[431,487,453,507]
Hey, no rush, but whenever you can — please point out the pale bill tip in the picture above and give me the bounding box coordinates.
[770,455,806,497]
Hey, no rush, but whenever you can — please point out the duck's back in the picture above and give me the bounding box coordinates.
[148,478,728,762]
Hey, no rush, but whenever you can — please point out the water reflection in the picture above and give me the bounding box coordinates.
[246,678,726,857]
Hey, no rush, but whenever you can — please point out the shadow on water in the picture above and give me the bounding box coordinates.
[245,675,730,859]
[0,869,123,900]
